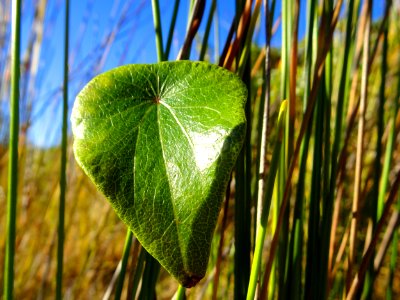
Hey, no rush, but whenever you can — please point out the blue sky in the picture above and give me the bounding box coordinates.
[14,0,385,147]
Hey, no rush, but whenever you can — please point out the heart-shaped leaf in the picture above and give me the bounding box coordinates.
[71,61,247,287]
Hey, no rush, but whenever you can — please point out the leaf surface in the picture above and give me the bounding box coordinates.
[71,61,246,287]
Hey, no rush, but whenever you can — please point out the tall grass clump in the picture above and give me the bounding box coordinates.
[1,0,400,299]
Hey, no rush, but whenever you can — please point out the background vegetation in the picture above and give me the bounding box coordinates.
[1,0,400,299]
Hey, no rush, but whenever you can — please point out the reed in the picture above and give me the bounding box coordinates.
[3,1,21,299]
[55,0,70,298]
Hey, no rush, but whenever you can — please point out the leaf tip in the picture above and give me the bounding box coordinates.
[181,273,204,288]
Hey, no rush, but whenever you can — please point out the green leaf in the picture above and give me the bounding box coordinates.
[71,61,247,287]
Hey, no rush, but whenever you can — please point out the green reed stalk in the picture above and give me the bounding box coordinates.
[232,3,252,299]
[130,248,146,299]
[263,2,277,296]
[243,19,253,272]
[234,46,252,300]
[382,13,400,299]
[377,12,395,220]
[280,0,291,101]
[268,191,277,299]
[293,1,315,299]
[252,1,275,296]
[277,0,292,297]
[327,4,359,289]
[363,5,390,298]
[56,0,69,299]
[276,131,287,300]
[244,60,253,298]
[138,251,161,300]
[174,284,186,300]
[286,0,297,162]
[374,2,392,216]
[319,0,355,297]
[255,0,275,227]
[315,2,333,299]
[247,101,287,300]
[3,1,21,299]
[253,0,271,242]
[211,176,231,300]
[152,0,164,61]
[321,40,332,300]
[213,9,219,63]
[310,76,327,300]
[199,0,216,61]
[283,0,302,297]
[165,0,181,60]
[114,231,133,300]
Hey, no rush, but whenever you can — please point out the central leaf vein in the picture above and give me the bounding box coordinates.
[156,105,186,270]
[159,101,194,149]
